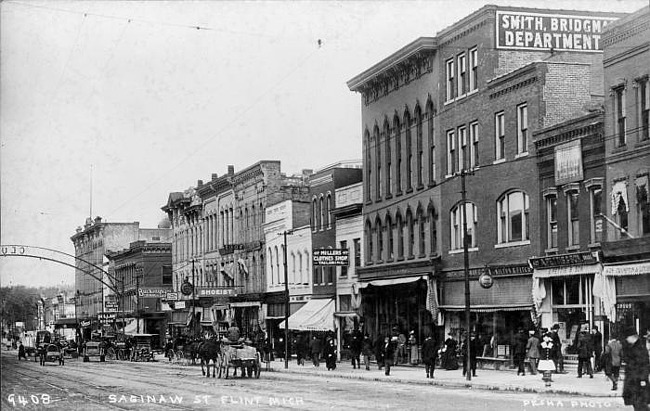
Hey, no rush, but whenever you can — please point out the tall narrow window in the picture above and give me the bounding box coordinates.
[470,121,479,168]
[615,87,626,147]
[450,203,478,250]
[365,221,373,263]
[386,215,394,260]
[405,111,413,191]
[353,239,361,267]
[418,210,426,256]
[395,116,402,194]
[312,198,318,231]
[397,213,404,258]
[567,191,580,246]
[517,103,528,155]
[428,207,437,255]
[469,47,478,91]
[365,131,371,202]
[447,129,456,175]
[376,219,384,261]
[385,122,392,196]
[446,58,455,101]
[585,181,604,245]
[495,112,505,160]
[319,196,325,230]
[416,107,424,188]
[326,194,332,228]
[458,126,467,171]
[636,176,650,235]
[497,191,530,243]
[340,240,348,277]
[639,78,649,141]
[427,103,436,184]
[612,181,629,239]
[375,127,381,200]
[457,53,467,97]
[407,210,415,257]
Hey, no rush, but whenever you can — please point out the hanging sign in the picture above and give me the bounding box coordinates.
[478,272,494,289]
[180,281,194,296]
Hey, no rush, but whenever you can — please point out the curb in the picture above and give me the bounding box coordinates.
[267,367,620,398]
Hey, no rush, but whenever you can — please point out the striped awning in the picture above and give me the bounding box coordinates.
[438,304,532,312]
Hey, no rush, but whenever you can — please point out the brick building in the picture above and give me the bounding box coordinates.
[600,6,650,336]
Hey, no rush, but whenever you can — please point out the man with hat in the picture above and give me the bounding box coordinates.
[621,327,650,411]
[526,330,541,375]
[550,324,564,373]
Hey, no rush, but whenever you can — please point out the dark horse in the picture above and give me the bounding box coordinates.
[198,339,221,378]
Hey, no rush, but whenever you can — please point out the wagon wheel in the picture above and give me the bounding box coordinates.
[106,347,116,361]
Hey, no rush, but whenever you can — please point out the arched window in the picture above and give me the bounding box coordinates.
[319,196,325,230]
[386,213,394,261]
[405,109,413,190]
[375,125,381,200]
[394,114,402,194]
[304,250,310,283]
[450,202,478,250]
[376,217,383,261]
[326,193,332,229]
[427,99,436,185]
[365,129,372,202]
[417,207,426,256]
[365,220,373,263]
[312,197,318,231]
[297,252,303,284]
[497,191,530,243]
[396,212,404,258]
[406,209,415,257]
[384,119,392,196]
[428,205,437,256]
[415,105,423,188]
[274,246,280,284]
[291,252,296,284]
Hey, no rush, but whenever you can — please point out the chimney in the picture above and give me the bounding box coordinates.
[302,169,313,177]
[197,180,203,187]
[211,173,218,181]
[228,165,234,176]
[94,216,102,224]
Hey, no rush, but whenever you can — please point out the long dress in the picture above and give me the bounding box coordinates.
[409,335,419,364]
[441,338,459,370]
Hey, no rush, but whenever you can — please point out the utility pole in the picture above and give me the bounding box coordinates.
[192,258,196,339]
[136,276,140,334]
[461,169,472,382]
[283,230,290,370]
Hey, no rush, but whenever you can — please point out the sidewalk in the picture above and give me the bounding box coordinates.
[267,359,620,397]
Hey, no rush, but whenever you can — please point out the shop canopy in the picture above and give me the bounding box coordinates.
[358,275,427,288]
[438,304,532,312]
[532,264,601,278]
[279,299,335,331]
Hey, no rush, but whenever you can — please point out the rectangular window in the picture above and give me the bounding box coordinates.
[640,78,649,141]
[469,47,478,91]
[567,191,580,246]
[547,196,558,249]
[457,53,467,97]
[446,58,455,101]
[590,187,603,244]
[354,238,361,267]
[495,112,505,160]
[447,129,456,175]
[340,240,348,277]
[339,295,352,312]
[517,103,528,155]
[162,265,173,285]
[615,87,626,147]
[458,126,467,171]
[636,176,650,235]
[469,122,479,168]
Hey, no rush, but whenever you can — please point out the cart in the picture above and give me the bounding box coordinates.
[218,343,261,379]
[130,334,156,362]
[83,341,106,362]
[40,344,64,366]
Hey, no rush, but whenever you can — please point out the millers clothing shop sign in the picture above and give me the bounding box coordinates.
[496,10,617,52]
[313,249,349,266]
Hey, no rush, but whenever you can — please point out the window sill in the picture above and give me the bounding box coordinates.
[428,181,437,188]
[417,184,425,191]
[406,188,413,194]
[635,139,650,148]
[445,174,454,179]
[566,245,581,252]
[494,240,531,249]
[588,242,601,249]
[397,257,405,262]
[515,152,529,159]
[612,145,627,154]
[449,247,478,255]
[544,248,558,255]
[407,255,415,260]
[492,158,506,165]
[386,258,394,263]
[385,194,393,200]
[395,191,403,197]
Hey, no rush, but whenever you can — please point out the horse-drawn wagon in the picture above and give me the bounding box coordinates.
[218,343,261,379]
[40,344,64,366]
[83,341,106,362]
[130,334,156,362]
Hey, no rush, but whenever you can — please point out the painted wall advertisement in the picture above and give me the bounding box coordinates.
[496,11,618,52]
[554,139,583,185]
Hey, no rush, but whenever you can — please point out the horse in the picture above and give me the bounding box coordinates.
[198,339,221,378]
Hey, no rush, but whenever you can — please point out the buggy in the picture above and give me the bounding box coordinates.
[218,343,261,379]
[130,334,156,362]
[83,340,106,362]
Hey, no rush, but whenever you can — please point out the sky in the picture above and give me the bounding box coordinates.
[1,0,647,288]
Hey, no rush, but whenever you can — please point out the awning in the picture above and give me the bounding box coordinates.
[439,304,532,312]
[279,299,335,331]
[230,301,261,308]
[358,275,426,289]
[603,261,650,277]
[533,264,601,278]
[611,181,629,215]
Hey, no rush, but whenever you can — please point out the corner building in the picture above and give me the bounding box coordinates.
[437,6,623,344]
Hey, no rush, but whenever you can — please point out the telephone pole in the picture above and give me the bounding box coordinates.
[461,169,472,382]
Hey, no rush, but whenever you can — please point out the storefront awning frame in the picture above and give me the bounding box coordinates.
[439,304,533,312]
[532,264,602,278]
[602,261,650,277]
[279,299,335,331]
[358,275,427,289]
